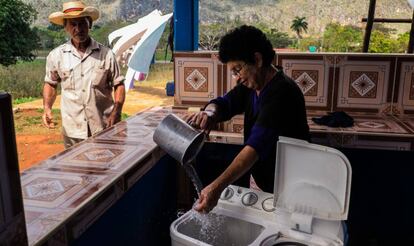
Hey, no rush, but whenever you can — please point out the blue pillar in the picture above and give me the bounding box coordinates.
[173,0,199,51]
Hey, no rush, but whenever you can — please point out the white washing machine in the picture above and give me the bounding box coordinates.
[171,137,352,246]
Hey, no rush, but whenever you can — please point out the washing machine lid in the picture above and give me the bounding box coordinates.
[273,137,352,221]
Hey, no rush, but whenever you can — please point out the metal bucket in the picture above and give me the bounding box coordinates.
[153,114,206,164]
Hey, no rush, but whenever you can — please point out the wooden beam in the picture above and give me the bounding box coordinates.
[408,10,414,53]
[363,0,376,52]
[362,18,412,23]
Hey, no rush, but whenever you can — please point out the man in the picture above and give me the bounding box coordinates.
[185,25,310,213]
[42,1,125,149]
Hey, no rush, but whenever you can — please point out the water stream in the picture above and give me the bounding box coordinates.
[182,160,203,197]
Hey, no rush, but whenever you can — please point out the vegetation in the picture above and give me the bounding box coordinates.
[322,23,362,52]
[0,59,45,99]
[0,0,39,66]
[13,97,37,105]
[290,16,308,39]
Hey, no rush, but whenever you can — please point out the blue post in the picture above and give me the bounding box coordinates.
[173,0,199,51]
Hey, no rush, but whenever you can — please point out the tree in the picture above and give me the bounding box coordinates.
[322,23,362,52]
[369,30,399,53]
[198,20,242,50]
[255,23,292,48]
[0,0,39,66]
[290,16,308,39]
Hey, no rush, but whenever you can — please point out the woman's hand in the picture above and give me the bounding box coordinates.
[194,183,223,213]
[184,110,215,132]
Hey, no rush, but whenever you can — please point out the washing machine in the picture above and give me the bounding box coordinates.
[171,137,352,246]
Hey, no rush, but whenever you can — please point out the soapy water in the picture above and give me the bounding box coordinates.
[187,201,226,245]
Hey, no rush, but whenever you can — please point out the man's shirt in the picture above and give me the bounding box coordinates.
[45,38,124,139]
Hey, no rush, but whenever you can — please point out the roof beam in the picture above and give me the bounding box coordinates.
[361,18,412,23]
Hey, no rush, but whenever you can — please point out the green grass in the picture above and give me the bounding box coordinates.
[121,113,129,121]
[0,59,46,99]
[136,63,174,88]
[36,108,61,114]
[13,97,39,105]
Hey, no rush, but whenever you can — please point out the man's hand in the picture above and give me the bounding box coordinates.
[106,111,121,127]
[194,182,223,213]
[42,109,55,128]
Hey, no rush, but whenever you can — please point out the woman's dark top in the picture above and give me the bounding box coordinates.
[210,68,310,192]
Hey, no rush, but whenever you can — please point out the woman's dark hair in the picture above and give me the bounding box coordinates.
[219,25,275,67]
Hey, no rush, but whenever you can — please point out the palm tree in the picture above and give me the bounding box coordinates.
[290,16,308,39]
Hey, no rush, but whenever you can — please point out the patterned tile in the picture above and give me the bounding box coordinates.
[336,61,390,112]
[341,116,409,135]
[126,112,167,128]
[396,62,414,113]
[50,142,152,172]
[281,59,330,109]
[21,170,110,209]
[292,70,318,96]
[349,72,378,98]
[175,57,218,105]
[393,115,414,133]
[25,206,73,246]
[208,131,244,145]
[184,67,208,92]
[94,122,154,144]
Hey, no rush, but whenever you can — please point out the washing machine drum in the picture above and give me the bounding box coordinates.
[261,234,308,246]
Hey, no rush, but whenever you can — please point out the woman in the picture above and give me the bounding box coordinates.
[185,25,310,213]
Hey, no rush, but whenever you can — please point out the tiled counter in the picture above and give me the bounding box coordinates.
[20,104,414,244]
[173,51,414,151]
[22,107,183,246]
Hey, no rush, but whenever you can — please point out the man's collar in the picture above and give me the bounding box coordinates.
[62,38,100,53]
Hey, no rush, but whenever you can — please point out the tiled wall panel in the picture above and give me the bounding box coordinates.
[281,58,331,110]
[335,60,391,113]
[173,52,414,151]
[396,62,414,114]
[174,55,219,106]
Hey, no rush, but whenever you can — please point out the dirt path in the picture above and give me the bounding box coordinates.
[14,85,173,171]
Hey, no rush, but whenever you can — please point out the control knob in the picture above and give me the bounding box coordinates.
[241,192,258,206]
[220,187,234,200]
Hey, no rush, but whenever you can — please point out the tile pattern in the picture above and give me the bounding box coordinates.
[50,142,150,172]
[397,62,414,113]
[174,57,218,105]
[292,70,318,96]
[22,106,191,245]
[22,170,109,209]
[281,58,329,109]
[95,122,153,143]
[349,71,378,98]
[184,67,208,92]
[336,61,390,112]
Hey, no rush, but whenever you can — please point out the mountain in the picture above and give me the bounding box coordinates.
[24,0,413,35]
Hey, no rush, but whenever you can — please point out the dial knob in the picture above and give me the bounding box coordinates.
[262,197,275,212]
[241,192,258,206]
[220,187,234,200]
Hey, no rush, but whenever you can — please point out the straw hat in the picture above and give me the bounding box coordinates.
[49,1,99,26]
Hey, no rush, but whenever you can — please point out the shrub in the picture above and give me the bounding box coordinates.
[0,60,46,99]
